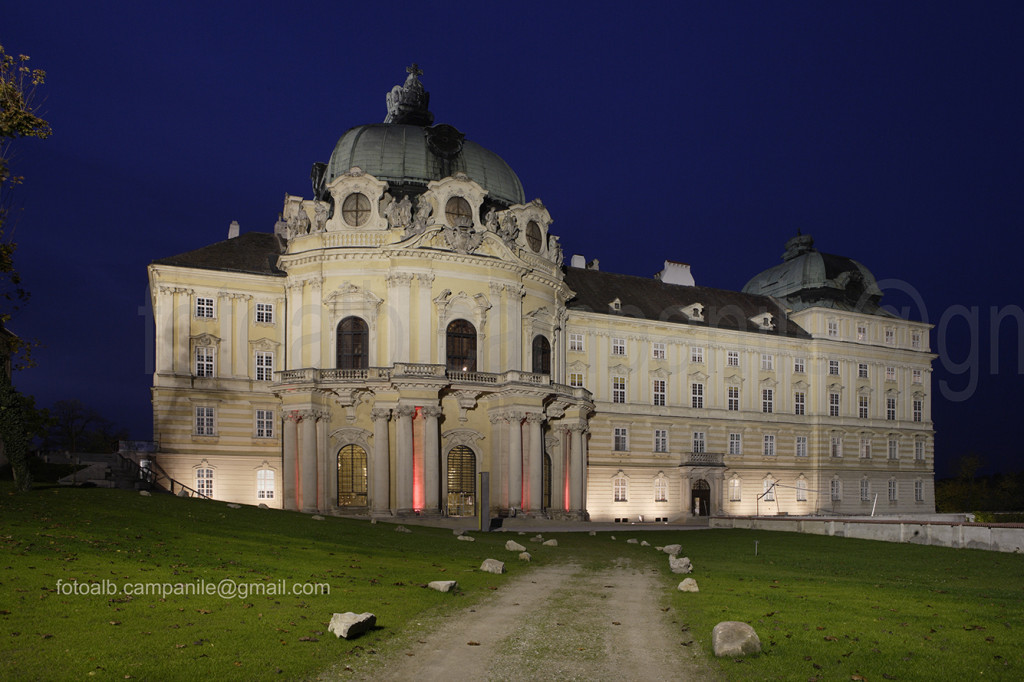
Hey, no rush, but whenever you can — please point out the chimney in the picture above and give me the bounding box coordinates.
[655,260,694,286]
[228,220,240,239]
[570,254,586,268]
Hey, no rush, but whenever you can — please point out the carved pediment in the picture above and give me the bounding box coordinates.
[443,428,484,449]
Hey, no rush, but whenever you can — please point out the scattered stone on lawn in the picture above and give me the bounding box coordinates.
[428,580,458,593]
[311,514,324,520]
[712,621,761,657]
[258,503,269,509]
[669,555,693,574]
[530,536,543,543]
[640,540,650,547]
[626,538,639,544]
[655,546,664,552]
[610,536,616,540]
[139,490,151,497]
[227,503,241,509]
[453,529,464,536]
[662,544,682,556]
[457,535,475,542]
[370,518,377,524]
[505,540,527,552]
[518,532,526,535]
[394,525,412,533]
[542,539,558,547]
[480,558,505,574]
[518,552,531,562]
[329,612,376,639]
[678,578,699,592]
[588,531,597,536]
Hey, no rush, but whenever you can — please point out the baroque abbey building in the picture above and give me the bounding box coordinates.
[148,67,935,521]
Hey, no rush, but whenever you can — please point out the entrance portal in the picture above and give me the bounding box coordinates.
[338,444,367,507]
[691,478,711,516]
[446,445,476,516]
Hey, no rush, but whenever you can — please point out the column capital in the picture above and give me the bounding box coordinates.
[395,405,417,419]
[371,407,392,421]
[421,405,443,419]
[525,412,545,424]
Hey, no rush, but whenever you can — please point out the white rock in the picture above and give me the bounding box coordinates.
[588,531,597,536]
[328,612,376,639]
[258,503,269,509]
[311,514,324,520]
[542,539,558,547]
[662,544,682,556]
[518,552,531,562]
[678,578,699,592]
[505,540,527,552]
[394,525,412,533]
[480,558,506,574]
[139,490,151,497]
[227,503,241,509]
[428,580,457,593]
[453,529,464,536]
[456,535,475,542]
[712,621,761,657]
[669,555,693,574]
[655,546,664,551]
[626,538,639,544]
[610,535,616,540]
[640,541,650,547]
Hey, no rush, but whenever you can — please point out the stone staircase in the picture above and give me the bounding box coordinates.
[57,452,157,491]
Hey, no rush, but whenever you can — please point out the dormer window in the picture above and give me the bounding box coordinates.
[682,303,704,321]
[609,298,622,313]
[751,312,775,330]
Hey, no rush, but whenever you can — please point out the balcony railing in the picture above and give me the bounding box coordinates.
[683,451,724,466]
[275,366,559,390]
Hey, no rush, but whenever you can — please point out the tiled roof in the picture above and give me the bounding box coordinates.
[152,232,287,276]
[563,267,810,338]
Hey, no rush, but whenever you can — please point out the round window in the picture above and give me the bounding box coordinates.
[526,220,542,252]
[341,192,370,227]
[445,196,473,227]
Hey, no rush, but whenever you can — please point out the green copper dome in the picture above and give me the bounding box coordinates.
[313,65,525,207]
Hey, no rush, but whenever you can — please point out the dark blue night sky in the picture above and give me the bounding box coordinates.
[5,2,1023,478]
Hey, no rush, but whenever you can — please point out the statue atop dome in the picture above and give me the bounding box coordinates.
[385,63,434,126]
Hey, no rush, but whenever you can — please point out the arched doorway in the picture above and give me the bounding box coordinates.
[337,444,367,507]
[447,445,476,516]
[691,478,711,516]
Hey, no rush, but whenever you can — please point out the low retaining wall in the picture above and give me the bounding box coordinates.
[710,515,1024,553]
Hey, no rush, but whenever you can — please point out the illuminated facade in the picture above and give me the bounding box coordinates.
[148,67,935,520]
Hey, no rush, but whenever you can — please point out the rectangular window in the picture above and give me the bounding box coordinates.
[763,479,775,501]
[255,351,274,381]
[255,302,274,324]
[794,357,805,373]
[888,479,898,502]
[652,379,666,406]
[569,333,584,352]
[691,383,704,409]
[885,328,895,345]
[257,469,275,499]
[829,392,840,417]
[729,478,742,502]
[652,342,666,359]
[727,350,739,367]
[762,388,774,413]
[858,363,869,378]
[827,320,839,337]
[794,391,805,416]
[690,346,704,363]
[858,395,869,419]
[612,377,626,403]
[886,366,896,381]
[913,399,923,423]
[795,435,808,457]
[195,406,215,436]
[693,432,705,453]
[613,476,627,502]
[761,353,774,371]
[831,479,841,501]
[829,359,840,375]
[861,479,870,501]
[654,429,668,453]
[728,433,742,455]
[611,337,626,356]
[195,346,215,378]
[569,372,584,388]
[915,480,924,502]
[796,479,808,501]
[196,468,214,497]
[857,324,867,341]
[860,437,871,459]
[727,386,740,411]
[912,369,922,384]
[915,441,924,461]
[830,435,842,457]
[654,477,668,502]
[195,296,215,318]
[613,427,628,451]
[763,434,775,457]
[886,397,896,420]
[888,438,898,460]
[912,331,922,349]
[256,409,274,438]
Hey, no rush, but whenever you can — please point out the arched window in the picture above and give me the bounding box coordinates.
[337,317,368,369]
[447,445,476,516]
[613,474,628,502]
[532,335,551,375]
[446,319,476,372]
[337,444,367,506]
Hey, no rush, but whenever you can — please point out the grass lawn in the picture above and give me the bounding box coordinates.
[2,483,1022,680]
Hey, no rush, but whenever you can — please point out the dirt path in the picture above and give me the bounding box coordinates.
[330,558,721,681]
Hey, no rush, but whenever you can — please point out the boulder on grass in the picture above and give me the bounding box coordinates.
[139,490,151,497]
[542,539,558,547]
[505,540,526,552]
[662,544,682,556]
[258,503,269,509]
[329,612,376,639]
[640,540,650,547]
[712,621,761,657]
[428,580,457,593]
[227,503,241,509]
[480,558,505,574]
[518,552,531,562]
[394,525,412,533]
[626,538,639,544]
[669,555,693,574]
[677,578,699,592]
[456,535,475,542]
[311,514,324,520]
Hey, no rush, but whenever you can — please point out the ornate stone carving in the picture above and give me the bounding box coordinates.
[421,405,443,420]
[497,211,519,245]
[384,194,413,231]
[395,405,417,419]
[286,205,310,238]
[385,63,433,126]
[408,194,434,236]
[443,428,484,449]
[525,412,545,424]
[370,407,392,421]
[442,222,484,255]
[313,201,330,232]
